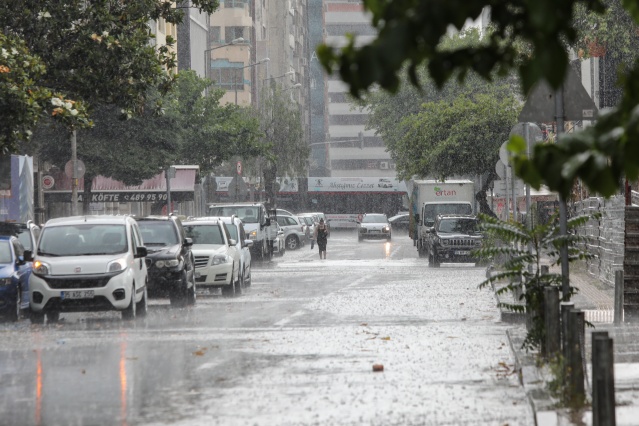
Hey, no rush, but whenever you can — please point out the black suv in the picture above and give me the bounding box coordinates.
[426,214,482,267]
[135,216,195,307]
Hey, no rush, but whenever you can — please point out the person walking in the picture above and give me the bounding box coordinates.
[314,218,329,259]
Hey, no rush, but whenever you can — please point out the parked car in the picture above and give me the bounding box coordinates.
[357,213,392,242]
[0,236,31,321]
[272,223,286,257]
[27,215,149,324]
[426,214,483,267]
[208,203,272,261]
[205,215,253,287]
[135,216,195,307]
[275,215,307,250]
[0,220,41,252]
[276,208,295,218]
[388,213,410,232]
[182,219,242,297]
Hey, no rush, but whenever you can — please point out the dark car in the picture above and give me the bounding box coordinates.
[0,236,31,321]
[0,221,41,253]
[426,214,482,267]
[135,216,195,307]
[388,213,410,232]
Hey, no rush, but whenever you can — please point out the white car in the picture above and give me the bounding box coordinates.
[182,219,242,297]
[202,216,253,287]
[26,215,149,324]
[357,213,392,242]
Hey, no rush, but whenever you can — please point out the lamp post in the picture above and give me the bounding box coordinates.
[203,37,244,95]
[234,58,270,105]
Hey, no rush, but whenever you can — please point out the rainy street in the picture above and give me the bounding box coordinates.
[0,230,533,426]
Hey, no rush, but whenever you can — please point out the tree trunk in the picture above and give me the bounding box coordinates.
[263,164,277,210]
[82,174,93,215]
[476,170,497,218]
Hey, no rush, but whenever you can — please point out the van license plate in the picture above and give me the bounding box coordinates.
[61,290,95,300]
[454,250,470,255]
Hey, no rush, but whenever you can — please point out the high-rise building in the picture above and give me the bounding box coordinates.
[322,1,393,178]
[177,1,210,77]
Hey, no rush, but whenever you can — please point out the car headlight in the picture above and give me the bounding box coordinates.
[441,239,450,246]
[0,277,12,287]
[248,230,257,240]
[154,260,165,268]
[165,259,179,267]
[212,254,231,265]
[475,240,482,246]
[383,226,390,232]
[33,260,50,276]
[107,258,128,273]
[360,227,367,233]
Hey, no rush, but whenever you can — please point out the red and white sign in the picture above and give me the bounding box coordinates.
[236,161,242,175]
[42,175,55,190]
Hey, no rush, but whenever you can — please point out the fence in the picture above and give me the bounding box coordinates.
[574,196,625,287]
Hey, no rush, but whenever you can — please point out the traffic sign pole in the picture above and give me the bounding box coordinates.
[556,87,570,299]
[71,130,78,216]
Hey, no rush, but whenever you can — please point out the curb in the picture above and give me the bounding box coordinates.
[506,328,560,426]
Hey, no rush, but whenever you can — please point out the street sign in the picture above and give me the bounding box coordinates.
[42,175,55,190]
[499,141,511,166]
[509,123,543,146]
[65,159,85,179]
[493,179,524,197]
[236,161,242,175]
[495,160,506,179]
[519,67,598,122]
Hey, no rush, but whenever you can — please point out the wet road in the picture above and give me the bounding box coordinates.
[0,230,534,426]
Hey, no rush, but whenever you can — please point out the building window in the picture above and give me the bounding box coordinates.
[210,60,244,91]
[210,26,221,43]
[224,26,250,43]
[158,17,166,34]
[223,0,249,8]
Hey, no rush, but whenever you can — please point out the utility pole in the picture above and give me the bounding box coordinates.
[70,130,78,216]
[556,88,570,298]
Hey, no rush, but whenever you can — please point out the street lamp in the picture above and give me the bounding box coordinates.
[204,37,244,95]
[263,71,295,85]
[234,58,270,105]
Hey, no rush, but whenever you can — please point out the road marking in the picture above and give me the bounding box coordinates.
[274,310,306,327]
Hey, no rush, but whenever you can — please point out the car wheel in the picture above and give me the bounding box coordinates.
[221,273,235,297]
[244,265,251,287]
[136,285,148,317]
[46,311,60,323]
[170,271,188,308]
[418,245,427,258]
[122,284,137,320]
[30,311,45,324]
[186,271,196,306]
[234,268,242,296]
[9,285,21,322]
[286,235,299,250]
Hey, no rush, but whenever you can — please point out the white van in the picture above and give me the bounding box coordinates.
[26,215,148,324]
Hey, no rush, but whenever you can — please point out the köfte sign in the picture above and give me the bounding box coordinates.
[46,191,193,202]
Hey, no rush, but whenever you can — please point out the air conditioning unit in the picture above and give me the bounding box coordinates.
[379,161,389,170]
[390,163,397,170]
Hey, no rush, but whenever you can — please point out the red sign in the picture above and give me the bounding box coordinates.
[236,161,242,175]
[42,175,55,190]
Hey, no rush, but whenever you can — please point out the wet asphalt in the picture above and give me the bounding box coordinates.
[0,230,534,426]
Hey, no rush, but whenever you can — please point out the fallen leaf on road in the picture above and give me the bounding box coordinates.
[360,323,368,326]
[193,349,207,356]
[381,337,391,341]
[372,364,384,372]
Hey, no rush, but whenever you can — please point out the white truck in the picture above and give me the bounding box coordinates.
[409,180,475,258]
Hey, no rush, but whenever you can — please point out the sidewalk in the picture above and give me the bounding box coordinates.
[494,265,639,425]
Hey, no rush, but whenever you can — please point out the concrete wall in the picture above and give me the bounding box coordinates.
[574,196,625,287]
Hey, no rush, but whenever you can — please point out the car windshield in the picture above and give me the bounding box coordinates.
[137,221,179,246]
[0,241,12,264]
[0,223,31,250]
[184,224,225,245]
[226,224,238,241]
[362,214,387,223]
[38,224,127,256]
[437,218,479,234]
[423,204,473,225]
[209,206,259,224]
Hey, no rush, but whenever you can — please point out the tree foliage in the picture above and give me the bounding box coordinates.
[256,84,308,208]
[361,29,520,214]
[475,212,596,351]
[0,0,219,154]
[316,0,639,200]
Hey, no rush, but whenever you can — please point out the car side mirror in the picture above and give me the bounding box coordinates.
[414,214,420,223]
[229,239,237,246]
[135,246,148,258]
[244,239,254,248]
[184,237,193,246]
[265,218,271,226]
[429,227,436,233]
[23,250,33,262]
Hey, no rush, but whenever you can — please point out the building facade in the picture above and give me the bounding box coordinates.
[177,1,210,77]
